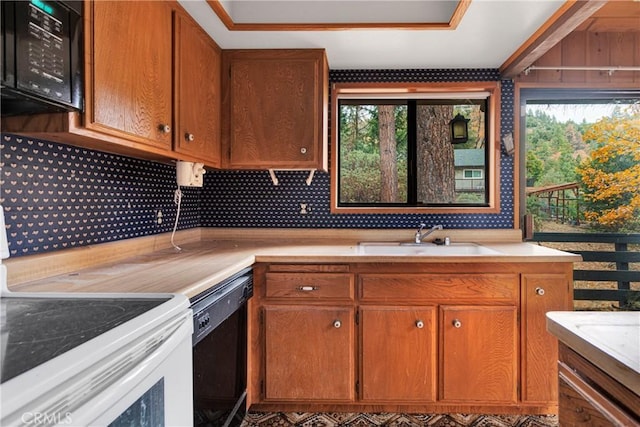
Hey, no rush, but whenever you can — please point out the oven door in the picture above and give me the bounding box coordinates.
[1,307,193,427]
[86,313,193,426]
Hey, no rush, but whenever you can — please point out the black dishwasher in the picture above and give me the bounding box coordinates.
[191,267,253,427]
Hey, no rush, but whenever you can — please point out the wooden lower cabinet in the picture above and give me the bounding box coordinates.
[360,306,436,402]
[263,305,355,402]
[439,305,518,403]
[521,274,572,403]
[557,344,639,426]
[251,262,573,414]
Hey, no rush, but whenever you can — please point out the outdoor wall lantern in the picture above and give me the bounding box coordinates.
[449,113,469,144]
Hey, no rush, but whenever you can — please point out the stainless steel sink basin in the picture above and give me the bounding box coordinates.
[357,241,501,256]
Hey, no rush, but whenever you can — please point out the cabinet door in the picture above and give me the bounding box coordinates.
[522,273,572,403]
[263,305,355,402]
[88,1,172,149]
[440,305,518,403]
[360,306,436,402]
[173,12,221,166]
[224,50,328,170]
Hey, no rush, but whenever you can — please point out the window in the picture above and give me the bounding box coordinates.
[331,82,500,213]
[519,88,640,232]
[463,169,483,179]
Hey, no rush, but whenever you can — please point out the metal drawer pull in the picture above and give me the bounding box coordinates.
[297,286,318,292]
[416,320,424,329]
[535,287,545,296]
[333,320,342,329]
[452,319,462,328]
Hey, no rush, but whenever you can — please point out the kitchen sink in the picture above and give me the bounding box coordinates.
[357,241,502,256]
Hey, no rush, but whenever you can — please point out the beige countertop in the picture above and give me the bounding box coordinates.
[546,311,640,395]
[6,228,581,298]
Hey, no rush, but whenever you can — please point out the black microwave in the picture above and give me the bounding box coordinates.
[1,0,83,116]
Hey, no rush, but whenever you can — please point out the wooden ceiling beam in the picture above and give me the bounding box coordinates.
[500,0,608,79]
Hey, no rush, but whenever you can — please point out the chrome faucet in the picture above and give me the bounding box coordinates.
[415,223,443,244]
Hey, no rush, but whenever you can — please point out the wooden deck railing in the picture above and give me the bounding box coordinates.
[530,232,640,309]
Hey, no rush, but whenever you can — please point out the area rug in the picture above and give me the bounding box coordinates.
[241,412,559,426]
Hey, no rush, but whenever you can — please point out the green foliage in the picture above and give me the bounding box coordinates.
[526,195,543,216]
[339,104,408,203]
[620,292,640,311]
[525,110,580,187]
[455,193,484,203]
[340,150,383,203]
[525,151,544,185]
[340,150,407,203]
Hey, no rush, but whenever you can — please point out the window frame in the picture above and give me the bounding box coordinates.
[330,81,501,214]
[516,85,640,229]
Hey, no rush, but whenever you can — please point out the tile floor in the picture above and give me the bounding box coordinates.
[241,412,559,426]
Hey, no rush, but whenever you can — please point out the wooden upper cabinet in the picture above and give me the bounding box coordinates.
[173,11,221,166]
[222,49,328,171]
[2,1,224,165]
[87,1,173,150]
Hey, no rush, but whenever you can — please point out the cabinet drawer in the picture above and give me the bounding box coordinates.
[266,273,354,300]
[558,361,638,426]
[268,264,349,273]
[359,274,518,303]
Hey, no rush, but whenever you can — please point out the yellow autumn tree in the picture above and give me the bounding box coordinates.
[577,107,640,231]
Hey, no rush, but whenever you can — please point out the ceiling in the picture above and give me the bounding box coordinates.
[179,0,628,69]
[214,0,463,26]
[179,0,564,69]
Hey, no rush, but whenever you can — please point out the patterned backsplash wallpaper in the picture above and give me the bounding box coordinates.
[1,69,515,258]
[0,134,201,257]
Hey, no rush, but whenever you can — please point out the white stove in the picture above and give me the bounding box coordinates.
[0,206,194,427]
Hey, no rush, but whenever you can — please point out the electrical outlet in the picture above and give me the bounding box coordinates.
[300,203,311,215]
[156,210,163,225]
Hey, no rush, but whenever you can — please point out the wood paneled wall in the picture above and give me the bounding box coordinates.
[515,31,640,84]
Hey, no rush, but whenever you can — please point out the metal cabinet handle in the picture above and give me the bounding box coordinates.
[333,320,342,329]
[416,320,424,329]
[535,287,545,296]
[300,147,307,154]
[297,286,318,292]
[159,124,171,133]
[452,319,462,328]
[185,133,194,142]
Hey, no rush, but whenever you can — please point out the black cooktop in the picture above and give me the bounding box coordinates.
[0,296,169,383]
